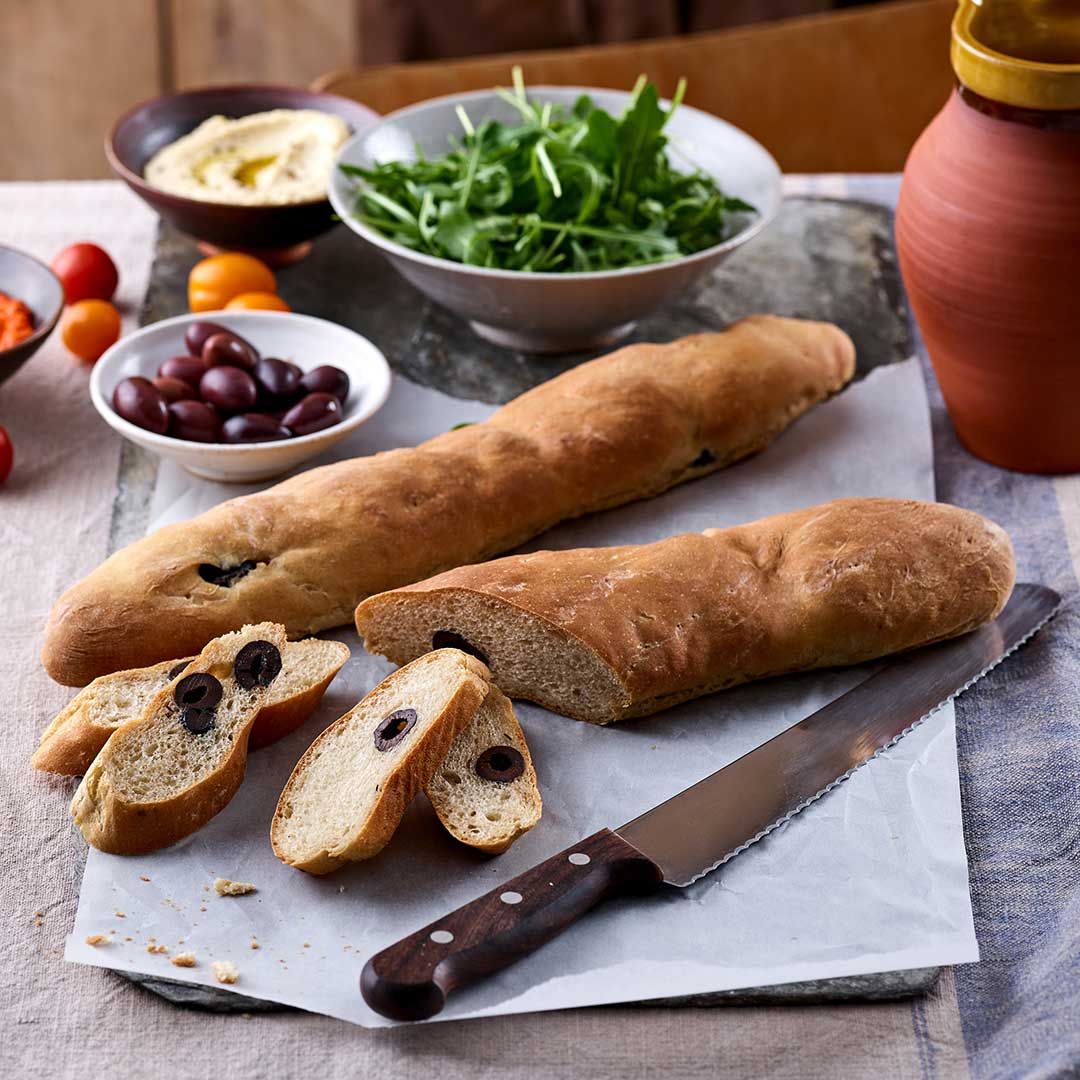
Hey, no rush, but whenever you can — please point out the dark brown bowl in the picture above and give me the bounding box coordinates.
[106,84,379,258]
[0,245,64,388]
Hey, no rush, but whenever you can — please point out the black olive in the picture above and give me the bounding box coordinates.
[199,561,258,587]
[174,672,223,709]
[234,640,282,689]
[169,661,190,680]
[431,630,489,666]
[180,707,216,735]
[474,745,525,783]
[689,448,716,469]
[374,708,417,752]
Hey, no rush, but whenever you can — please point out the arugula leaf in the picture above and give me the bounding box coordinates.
[613,83,667,202]
[343,69,756,273]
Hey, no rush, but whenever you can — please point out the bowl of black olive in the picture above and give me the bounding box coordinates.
[90,310,392,482]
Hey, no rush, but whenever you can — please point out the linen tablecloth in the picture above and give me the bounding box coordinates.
[2,178,1077,1079]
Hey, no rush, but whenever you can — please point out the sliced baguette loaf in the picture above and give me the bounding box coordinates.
[33,639,349,775]
[355,498,1016,724]
[43,316,855,686]
[425,685,541,855]
[272,649,490,875]
[72,623,288,854]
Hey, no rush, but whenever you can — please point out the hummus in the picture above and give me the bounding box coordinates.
[144,109,350,206]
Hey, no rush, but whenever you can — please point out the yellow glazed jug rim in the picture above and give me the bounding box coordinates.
[953,0,1080,110]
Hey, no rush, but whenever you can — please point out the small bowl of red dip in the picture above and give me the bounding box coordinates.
[0,246,64,388]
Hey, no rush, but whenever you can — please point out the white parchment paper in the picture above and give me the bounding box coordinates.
[66,357,978,1025]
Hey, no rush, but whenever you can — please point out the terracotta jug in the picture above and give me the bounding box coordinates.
[896,0,1080,473]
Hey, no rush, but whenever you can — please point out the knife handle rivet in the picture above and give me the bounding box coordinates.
[429,930,454,944]
[568,853,591,866]
[500,891,523,905]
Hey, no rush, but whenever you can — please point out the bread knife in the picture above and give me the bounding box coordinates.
[361,582,1060,1021]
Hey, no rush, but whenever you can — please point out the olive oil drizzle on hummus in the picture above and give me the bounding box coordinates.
[144,109,349,206]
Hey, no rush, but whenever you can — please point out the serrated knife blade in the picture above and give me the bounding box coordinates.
[362,582,1059,1020]
[616,581,1060,885]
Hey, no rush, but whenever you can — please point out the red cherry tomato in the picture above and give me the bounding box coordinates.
[0,426,12,485]
[51,243,119,304]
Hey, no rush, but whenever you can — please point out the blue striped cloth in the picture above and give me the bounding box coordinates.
[837,174,1080,1079]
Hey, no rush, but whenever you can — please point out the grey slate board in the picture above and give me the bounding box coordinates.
[96,195,936,1013]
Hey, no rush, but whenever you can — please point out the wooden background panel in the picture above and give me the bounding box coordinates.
[0,0,161,180]
[317,0,956,173]
[0,0,953,179]
[169,0,360,89]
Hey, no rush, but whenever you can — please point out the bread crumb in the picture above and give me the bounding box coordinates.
[213,878,257,896]
[114,911,126,918]
[170,952,197,968]
[139,875,151,882]
[250,941,260,950]
[211,960,239,984]
[303,942,310,949]
[34,910,43,917]
[199,906,207,912]
[34,919,43,927]
[124,937,133,942]
[147,944,168,955]
[84,935,111,946]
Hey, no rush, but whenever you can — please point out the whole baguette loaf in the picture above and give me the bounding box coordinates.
[32,638,349,776]
[355,498,1016,724]
[43,315,855,685]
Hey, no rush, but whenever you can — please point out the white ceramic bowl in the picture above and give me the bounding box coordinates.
[329,86,781,354]
[90,310,392,483]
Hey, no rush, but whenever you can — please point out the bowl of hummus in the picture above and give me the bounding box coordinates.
[108,85,379,260]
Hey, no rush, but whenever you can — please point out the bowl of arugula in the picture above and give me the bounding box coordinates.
[330,71,781,354]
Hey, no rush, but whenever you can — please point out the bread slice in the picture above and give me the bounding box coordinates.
[425,686,541,854]
[271,649,490,875]
[355,498,1017,724]
[33,639,349,776]
[71,623,289,855]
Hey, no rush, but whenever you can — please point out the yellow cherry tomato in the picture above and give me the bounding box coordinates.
[60,299,121,363]
[188,253,276,312]
[225,291,291,312]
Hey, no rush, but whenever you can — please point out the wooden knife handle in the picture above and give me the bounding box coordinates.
[360,828,663,1021]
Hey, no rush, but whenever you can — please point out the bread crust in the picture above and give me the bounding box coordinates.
[271,651,491,875]
[43,316,855,685]
[356,498,1017,724]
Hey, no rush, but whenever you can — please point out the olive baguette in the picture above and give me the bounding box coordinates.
[355,498,1016,724]
[43,315,855,686]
